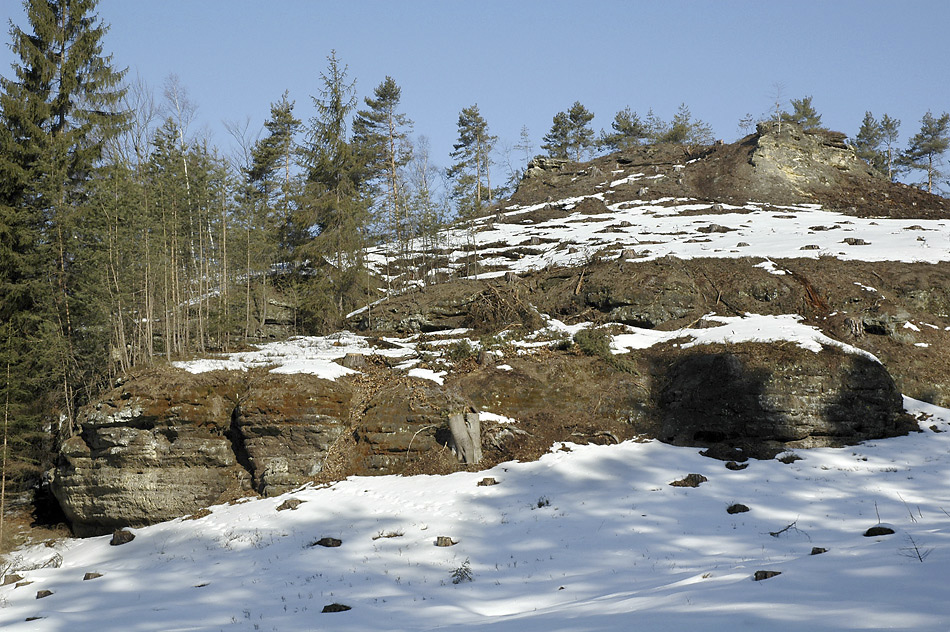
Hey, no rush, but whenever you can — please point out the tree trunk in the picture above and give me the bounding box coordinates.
[448,412,482,464]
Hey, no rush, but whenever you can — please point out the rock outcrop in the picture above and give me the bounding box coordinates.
[649,342,915,458]
[357,380,466,474]
[51,370,353,536]
[236,374,352,495]
[51,332,916,535]
[51,371,251,536]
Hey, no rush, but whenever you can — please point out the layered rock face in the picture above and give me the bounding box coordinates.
[51,338,915,535]
[236,374,351,496]
[357,380,466,474]
[51,371,250,536]
[51,370,353,536]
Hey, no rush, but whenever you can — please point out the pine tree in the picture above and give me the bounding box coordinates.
[542,101,596,161]
[899,111,950,193]
[785,96,823,131]
[646,104,714,145]
[0,0,126,485]
[600,107,646,152]
[353,76,413,249]
[854,111,885,172]
[447,104,497,218]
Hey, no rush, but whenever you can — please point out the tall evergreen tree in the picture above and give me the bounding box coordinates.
[0,0,126,483]
[248,91,301,238]
[353,76,413,248]
[239,92,301,337]
[852,111,901,181]
[542,101,596,161]
[600,107,646,152]
[854,111,885,172]
[447,104,497,218]
[899,111,950,193]
[294,51,370,324]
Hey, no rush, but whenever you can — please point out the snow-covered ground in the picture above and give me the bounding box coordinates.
[2,398,949,631]
[365,195,950,284]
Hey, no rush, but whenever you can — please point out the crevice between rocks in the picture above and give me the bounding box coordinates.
[224,405,256,490]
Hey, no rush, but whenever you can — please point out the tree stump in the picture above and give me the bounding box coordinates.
[341,353,367,369]
[448,412,482,464]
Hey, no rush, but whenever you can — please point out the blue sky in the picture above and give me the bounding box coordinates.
[3,0,949,179]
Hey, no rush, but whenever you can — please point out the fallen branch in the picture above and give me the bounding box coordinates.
[769,518,808,539]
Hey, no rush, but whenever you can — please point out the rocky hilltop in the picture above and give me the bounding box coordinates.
[51,122,948,536]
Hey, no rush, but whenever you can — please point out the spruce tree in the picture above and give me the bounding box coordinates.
[0,0,126,483]
[899,111,950,193]
[447,104,497,218]
[854,111,885,172]
[248,91,301,238]
[295,51,370,325]
[240,92,301,336]
[353,76,413,248]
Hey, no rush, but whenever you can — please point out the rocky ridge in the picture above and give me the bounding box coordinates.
[50,122,948,535]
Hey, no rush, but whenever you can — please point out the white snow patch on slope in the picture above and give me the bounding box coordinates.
[173,332,414,379]
[407,367,447,384]
[610,313,879,361]
[364,196,950,284]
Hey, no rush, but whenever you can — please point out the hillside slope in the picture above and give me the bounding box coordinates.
[45,122,950,536]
